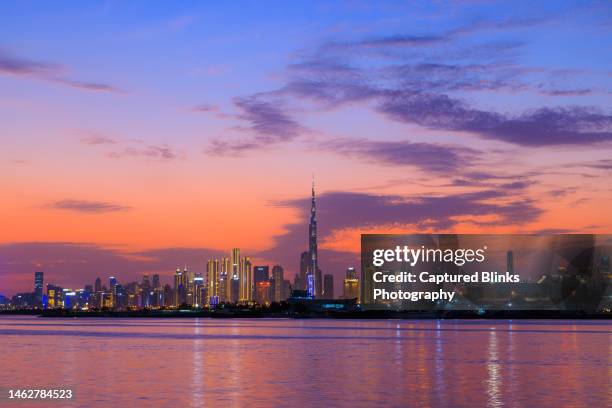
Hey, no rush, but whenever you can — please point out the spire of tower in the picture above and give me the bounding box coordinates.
[312,174,315,198]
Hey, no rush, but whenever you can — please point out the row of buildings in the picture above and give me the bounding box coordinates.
[3,182,363,310]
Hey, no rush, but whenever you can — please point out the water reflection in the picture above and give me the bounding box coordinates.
[0,316,609,407]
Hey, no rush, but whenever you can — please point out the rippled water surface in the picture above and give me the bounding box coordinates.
[0,316,610,407]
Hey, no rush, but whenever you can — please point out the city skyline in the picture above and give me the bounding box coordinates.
[2,1,612,295]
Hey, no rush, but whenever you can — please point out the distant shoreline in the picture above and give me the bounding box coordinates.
[1,309,610,319]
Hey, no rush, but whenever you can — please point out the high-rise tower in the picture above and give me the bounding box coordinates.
[307,178,319,297]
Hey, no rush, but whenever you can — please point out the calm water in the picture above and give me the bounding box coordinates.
[0,316,610,407]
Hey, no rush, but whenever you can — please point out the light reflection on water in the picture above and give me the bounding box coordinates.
[0,316,610,407]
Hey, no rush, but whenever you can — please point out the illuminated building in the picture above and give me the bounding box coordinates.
[254,266,269,300]
[306,179,319,297]
[272,265,284,302]
[174,268,189,307]
[46,284,63,308]
[193,273,204,307]
[239,257,252,303]
[141,275,151,307]
[207,259,220,305]
[323,274,334,299]
[220,257,230,302]
[230,249,240,303]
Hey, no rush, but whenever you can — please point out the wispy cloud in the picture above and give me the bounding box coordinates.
[45,200,131,213]
[0,48,122,93]
[108,144,178,161]
[208,95,303,155]
[79,131,118,145]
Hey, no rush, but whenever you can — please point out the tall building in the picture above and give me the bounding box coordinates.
[207,259,220,305]
[229,250,241,303]
[174,268,186,307]
[34,272,43,303]
[239,257,252,303]
[94,277,102,293]
[272,265,284,302]
[193,273,205,307]
[323,274,334,299]
[307,179,319,297]
[141,274,151,307]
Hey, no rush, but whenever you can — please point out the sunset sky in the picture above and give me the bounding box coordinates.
[1,0,611,295]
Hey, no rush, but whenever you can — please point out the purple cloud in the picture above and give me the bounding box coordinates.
[108,144,178,161]
[0,49,121,93]
[379,92,612,146]
[45,200,131,213]
[317,138,479,173]
[208,95,303,155]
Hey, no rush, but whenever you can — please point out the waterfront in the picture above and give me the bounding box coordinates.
[0,316,610,407]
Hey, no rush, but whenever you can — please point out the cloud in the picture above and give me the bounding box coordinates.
[76,130,179,161]
[190,103,219,113]
[0,49,122,93]
[208,95,303,155]
[45,200,131,213]
[79,132,118,145]
[316,137,480,173]
[108,144,178,161]
[378,93,612,146]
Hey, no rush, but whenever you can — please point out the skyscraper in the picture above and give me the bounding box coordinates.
[173,268,182,307]
[307,179,318,297]
[254,266,269,286]
[272,265,284,302]
[207,259,220,305]
[230,249,240,303]
[239,256,252,303]
[34,272,43,303]
[254,266,269,300]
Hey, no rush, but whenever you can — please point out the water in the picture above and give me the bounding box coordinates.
[0,316,610,407]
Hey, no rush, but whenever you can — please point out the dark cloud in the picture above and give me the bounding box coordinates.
[316,138,479,173]
[45,200,131,213]
[0,49,121,93]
